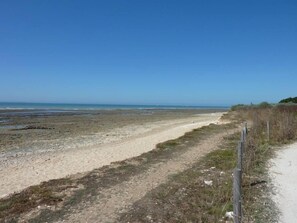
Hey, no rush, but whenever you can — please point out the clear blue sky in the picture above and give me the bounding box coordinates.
[1,0,296,106]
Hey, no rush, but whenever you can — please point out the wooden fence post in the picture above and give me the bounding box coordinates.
[237,141,243,170]
[241,129,245,142]
[233,125,247,222]
[267,121,270,142]
[233,168,242,223]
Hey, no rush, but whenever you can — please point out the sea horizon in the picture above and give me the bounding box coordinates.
[0,102,230,111]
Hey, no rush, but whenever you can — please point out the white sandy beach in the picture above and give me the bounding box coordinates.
[0,112,224,198]
[270,142,297,223]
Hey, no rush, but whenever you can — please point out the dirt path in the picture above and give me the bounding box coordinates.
[0,113,223,198]
[57,127,237,223]
[270,142,297,222]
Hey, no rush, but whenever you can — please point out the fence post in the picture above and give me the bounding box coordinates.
[241,129,245,142]
[237,141,243,170]
[233,168,242,223]
[233,125,245,222]
[267,121,270,142]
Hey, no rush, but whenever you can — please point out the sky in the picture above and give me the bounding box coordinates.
[0,0,297,106]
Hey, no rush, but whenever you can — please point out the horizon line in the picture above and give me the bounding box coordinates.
[0,101,231,108]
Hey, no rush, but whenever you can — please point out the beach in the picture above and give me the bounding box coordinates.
[0,109,226,198]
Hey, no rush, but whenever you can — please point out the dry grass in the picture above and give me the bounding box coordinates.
[232,104,297,222]
[242,104,297,177]
[0,178,77,220]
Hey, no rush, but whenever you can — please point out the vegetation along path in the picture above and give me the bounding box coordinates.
[65,133,238,222]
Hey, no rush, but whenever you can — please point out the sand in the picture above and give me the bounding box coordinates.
[0,112,224,198]
[269,142,297,222]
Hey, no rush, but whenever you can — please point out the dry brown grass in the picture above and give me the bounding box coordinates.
[242,104,297,176]
[232,104,297,222]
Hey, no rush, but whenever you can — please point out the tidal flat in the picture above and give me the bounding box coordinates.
[0,109,226,155]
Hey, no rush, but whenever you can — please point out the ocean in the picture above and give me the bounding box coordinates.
[0,102,229,111]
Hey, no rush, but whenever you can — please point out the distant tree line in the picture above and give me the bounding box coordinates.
[279,97,297,104]
[231,97,297,111]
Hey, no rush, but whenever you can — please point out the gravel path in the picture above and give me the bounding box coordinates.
[270,142,297,223]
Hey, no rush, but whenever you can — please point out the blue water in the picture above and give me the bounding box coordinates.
[0,102,229,111]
